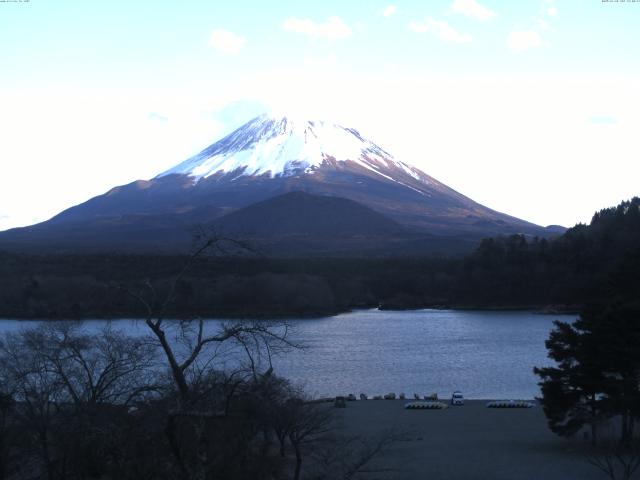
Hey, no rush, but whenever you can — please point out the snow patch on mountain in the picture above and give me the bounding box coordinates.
[157,115,428,186]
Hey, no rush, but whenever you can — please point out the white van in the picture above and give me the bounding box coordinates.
[451,391,464,405]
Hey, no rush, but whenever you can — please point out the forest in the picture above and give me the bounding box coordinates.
[0,197,638,319]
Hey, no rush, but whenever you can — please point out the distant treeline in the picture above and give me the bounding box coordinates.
[0,197,638,319]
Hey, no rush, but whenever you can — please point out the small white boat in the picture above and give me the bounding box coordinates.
[405,401,448,410]
[486,400,535,408]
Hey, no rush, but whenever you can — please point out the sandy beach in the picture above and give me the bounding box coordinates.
[331,400,606,480]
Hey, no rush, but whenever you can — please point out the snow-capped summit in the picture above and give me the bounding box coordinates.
[158,114,428,186]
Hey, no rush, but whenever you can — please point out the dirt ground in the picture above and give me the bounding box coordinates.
[331,400,609,480]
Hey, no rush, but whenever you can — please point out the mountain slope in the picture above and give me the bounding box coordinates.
[213,191,404,237]
[0,114,557,255]
[210,191,450,256]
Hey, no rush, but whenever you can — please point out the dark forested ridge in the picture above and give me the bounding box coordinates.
[457,197,640,309]
[0,197,638,319]
[532,200,640,455]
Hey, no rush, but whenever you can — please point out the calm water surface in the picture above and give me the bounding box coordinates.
[0,309,576,399]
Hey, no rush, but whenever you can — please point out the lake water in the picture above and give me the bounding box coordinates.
[0,309,576,400]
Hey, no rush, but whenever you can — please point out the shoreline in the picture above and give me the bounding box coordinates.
[379,304,581,315]
[314,397,539,403]
[0,304,581,322]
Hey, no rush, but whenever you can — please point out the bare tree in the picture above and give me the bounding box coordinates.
[0,323,159,480]
[311,431,401,480]
[586,424,640,480]
[278,398,400,480]
[0,390,13,480]
[0,327,72,480]
[587,446,640,480]
[122,232,299,479]
[123,232,296,404]
[284,399,334,480]
[24,323,159,407]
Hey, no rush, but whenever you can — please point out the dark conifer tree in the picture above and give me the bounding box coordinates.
[534,316,608,445]
[536,302,640,445]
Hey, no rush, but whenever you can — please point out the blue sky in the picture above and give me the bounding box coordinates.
[1,0,639,230]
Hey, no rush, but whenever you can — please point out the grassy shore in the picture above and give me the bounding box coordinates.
[332,400,605,479]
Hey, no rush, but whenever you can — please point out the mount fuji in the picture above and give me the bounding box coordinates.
[0,114,558,255]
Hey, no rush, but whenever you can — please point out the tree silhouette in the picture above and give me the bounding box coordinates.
[535,303,640,446]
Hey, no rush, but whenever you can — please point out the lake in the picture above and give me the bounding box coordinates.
[0,309,576,400]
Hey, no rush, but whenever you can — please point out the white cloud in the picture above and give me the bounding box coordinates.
[534,17,551,31]
[547,6,558,17]
[450,0,495,21]
[409,17,472,44]
[282,16,352,41]
[0,216,12,232]
[507,30,544,52]
[209,29,246,54]
[382,5,397,17]
[589,115,618,125]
